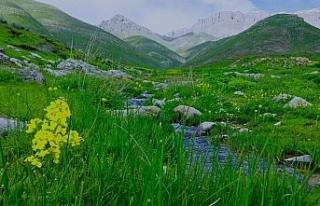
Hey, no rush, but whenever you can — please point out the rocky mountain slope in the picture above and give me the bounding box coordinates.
[99,14,217,55]
[185,14,320,67]
[166,9,320,39]
[166,11,270,39]
[99,14,156,39]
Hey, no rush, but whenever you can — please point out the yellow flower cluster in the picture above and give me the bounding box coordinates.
[25,99,83,168]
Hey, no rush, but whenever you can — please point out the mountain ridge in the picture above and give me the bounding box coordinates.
[184,14,320,67]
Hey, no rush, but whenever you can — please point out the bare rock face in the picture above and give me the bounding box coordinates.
[99,14,155,39]
[165,11,270,39]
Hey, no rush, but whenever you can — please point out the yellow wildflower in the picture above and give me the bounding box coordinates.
[25,99,82,168]
[26,118,42,133]
[25,156,42,168]
[36,150,50,158]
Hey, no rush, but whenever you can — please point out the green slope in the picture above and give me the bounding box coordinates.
[124,36,185,68]
[0,0,164,68]
[0,18,68,62]
[185,14,320,67]
[0,1,50,36]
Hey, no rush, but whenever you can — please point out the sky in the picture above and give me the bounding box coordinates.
[36,0,320,34]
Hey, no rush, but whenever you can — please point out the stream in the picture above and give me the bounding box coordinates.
[127,98,320,189]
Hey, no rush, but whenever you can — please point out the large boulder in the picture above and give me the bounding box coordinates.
[273,93,291,102]
[18,68,45,84]
[284,96,312,108]
[0,117,24,133]
[173,105,202,119]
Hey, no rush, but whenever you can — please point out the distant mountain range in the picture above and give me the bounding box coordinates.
[0,0,320,69]
[184,14,320,67]
[165,9,320,39]
[99,9,320,57]
[99,15,217,56]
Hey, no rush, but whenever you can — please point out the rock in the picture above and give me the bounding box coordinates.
[108,106,160,117]
[0,52,9,62]
[10,58,22,67]
[54,59,132,79]
[238,128,251,133]
[284,96,312,108]
[45,68,71,77]
[7,45,20,52]
[272,93,291,102]
[152,81,169,90]
[234,91,246,96]
[136,106,161,117]
[47,60,56,64]
[172,123,201,137]
[234,72,265,79]
[152,98,166,107]
[167,97,181,103]
[173,105,202,119]
[290,57,312,66]
[105,69,132,79]
[284,155,312,164]
[141,91,154,98]
[29,52,43,59]
[127,98,147,108]
[261,113,277,117]
[0,117,24,133]
[18,68,45,84]
[274,122,281,126]
[198,122,217,133]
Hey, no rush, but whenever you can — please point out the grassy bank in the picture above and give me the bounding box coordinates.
[0,56,320,205]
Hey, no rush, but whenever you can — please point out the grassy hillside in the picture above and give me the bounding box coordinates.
[0,0,167,68]
[124,36,185,68]
[0,18,68,62]
[185,14,320,67]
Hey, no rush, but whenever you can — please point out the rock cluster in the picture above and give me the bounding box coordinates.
[46,59,132,79]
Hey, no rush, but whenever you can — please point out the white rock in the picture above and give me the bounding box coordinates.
[284,96,312,108]
[173,105,202,119]
[284,155,312,164]
[273,93,291,102]
[198,121,217,132]
[234,91,246,96]
[274,122,281,126]
[152,99,166,107]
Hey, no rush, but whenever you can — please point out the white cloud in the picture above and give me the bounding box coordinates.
[202,0,257,11]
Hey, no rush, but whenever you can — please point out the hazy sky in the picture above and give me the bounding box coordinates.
[36,0,320,34]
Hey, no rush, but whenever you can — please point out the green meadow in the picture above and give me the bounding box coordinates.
[1,54,320,205]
